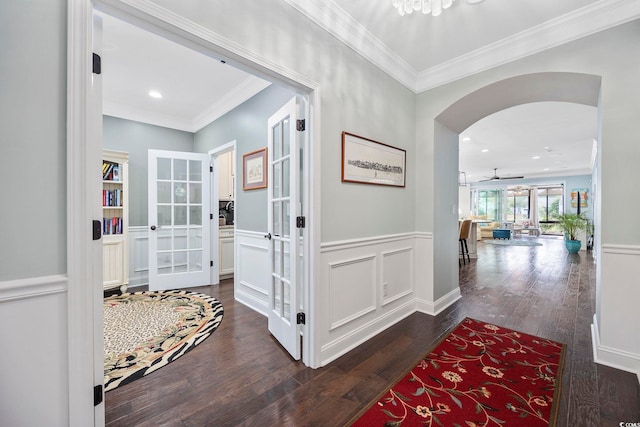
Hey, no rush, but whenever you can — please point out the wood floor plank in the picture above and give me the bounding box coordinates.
[105,236,640,426]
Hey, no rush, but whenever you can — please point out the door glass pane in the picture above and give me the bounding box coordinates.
[158,206,172,226]
[157,182,171,203]
[173,159,187,180]
[189,160,202,181]
[189,250,202,272]
[189,183,202,204]
[274,241,282,277]
[283,241,290,280]
[282,159,290,197]
[174,228,187,250]
[273,122,282,159]
[273,162,281,199]
[158,229,172,251]
[157,158,171,180]
[189,206,202,225]
[157,252,172,275]
[273,202,281,237]
[174,182,187,204]
[283,200,290,238]
[282,118,290,156]
[273,277,281,313]
[174,206,187,226]
[189,228,202,249]
[283,279,290,319]
[174,251,187,273]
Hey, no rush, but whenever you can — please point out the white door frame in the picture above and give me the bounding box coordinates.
[209,140,236,286]
[67,1,321,424]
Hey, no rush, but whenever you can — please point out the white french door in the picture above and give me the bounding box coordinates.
[267,98,301,360]
[148,149,211,290]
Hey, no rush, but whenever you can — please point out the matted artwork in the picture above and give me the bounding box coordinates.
[242,148,267,191]
[341,132,406,187]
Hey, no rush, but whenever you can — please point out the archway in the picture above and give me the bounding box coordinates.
[431,72,601,302]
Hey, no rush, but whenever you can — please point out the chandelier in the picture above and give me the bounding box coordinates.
[391,0,455,17]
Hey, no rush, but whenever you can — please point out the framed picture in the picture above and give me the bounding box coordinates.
[341,132,406,187]
[242,148,268,190]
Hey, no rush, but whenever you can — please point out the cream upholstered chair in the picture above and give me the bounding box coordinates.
[459,219,472,265]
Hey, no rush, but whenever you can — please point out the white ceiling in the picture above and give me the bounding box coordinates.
[100,1,637,180]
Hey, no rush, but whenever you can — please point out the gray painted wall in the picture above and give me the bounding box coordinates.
[0,0,67,281]
[194,84,296,232]
[152,0,417,243]
[103,115,195,226]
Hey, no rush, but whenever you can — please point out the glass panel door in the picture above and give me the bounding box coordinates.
[148,150,210,290]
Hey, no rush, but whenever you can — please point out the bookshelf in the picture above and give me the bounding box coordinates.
[102,149,129,293]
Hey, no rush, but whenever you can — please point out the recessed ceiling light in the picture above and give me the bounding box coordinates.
[543,168,550,171]
[149,90,163,99]
[462,136,471,142]
[481,149,489,153]
[532,156,540,160]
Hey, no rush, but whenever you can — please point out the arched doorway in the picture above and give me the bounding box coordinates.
[431,72,601,302]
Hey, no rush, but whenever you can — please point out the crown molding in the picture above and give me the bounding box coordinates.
[416,0,640,92]
[192,76,271,132]
[285,0,640,93]
[282,0,418,91]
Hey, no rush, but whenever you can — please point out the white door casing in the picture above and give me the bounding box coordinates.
[267,97,301,360]
[148,149,211,290]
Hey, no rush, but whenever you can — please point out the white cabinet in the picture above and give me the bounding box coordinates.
[218,150,235,201]
[219,227,234,277]
[102,149,129,293]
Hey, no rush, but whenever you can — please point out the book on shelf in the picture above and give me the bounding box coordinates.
[102,160,120,181]
[102,189,123,207]
[103,217,124,235]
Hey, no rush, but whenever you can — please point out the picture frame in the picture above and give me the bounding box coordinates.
[341,132,406,187]
[242,147,268,191]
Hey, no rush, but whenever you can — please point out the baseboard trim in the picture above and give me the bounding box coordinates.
[235,289,268,317]
[0,274,68,302]
[415,287,462,316]
[591,314,640,383]
[319,299,415,366]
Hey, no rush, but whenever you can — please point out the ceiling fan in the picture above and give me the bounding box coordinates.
[479,168,524,182]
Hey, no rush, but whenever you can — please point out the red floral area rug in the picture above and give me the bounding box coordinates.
[349,318,565,427]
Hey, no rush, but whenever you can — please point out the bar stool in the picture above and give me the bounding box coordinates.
[459,219,472,265]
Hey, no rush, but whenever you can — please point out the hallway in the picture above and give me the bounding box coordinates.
[105,236,640,426]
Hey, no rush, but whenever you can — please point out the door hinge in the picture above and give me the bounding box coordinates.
[210,260,214,267]
[93,385,103,406]
[210,213,214,220]
[210,166,213,172]
[296,216,306,229]
[92,53,101,75]
[297,312,306,325]
[296,119,305,132]
[92,220,102,240]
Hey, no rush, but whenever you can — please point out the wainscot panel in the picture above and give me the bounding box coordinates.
[128,226,149,288]
[593,244,640,378]
[319,233,420,365]
[235,230,269,316]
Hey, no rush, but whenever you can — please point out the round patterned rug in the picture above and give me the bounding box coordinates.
[103,290,224,392]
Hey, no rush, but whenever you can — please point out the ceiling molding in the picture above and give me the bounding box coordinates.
[285,0,640,93]
[282,0,418,91]
[192,77,271,132]
[416,0,640,92]
[104,76,270,132]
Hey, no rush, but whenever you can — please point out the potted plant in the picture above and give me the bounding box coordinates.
[557,213,588,253]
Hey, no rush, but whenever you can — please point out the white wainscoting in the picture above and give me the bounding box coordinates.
[592,244,640,380]
[128,226,149,289]
[235,229,269,316]
[318,232,448,366]
[0,275,69,426]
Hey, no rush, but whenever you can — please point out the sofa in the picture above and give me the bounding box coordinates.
[471,215,501,238]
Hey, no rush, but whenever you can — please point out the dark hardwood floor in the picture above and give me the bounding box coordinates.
[105,236,640,426]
